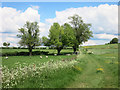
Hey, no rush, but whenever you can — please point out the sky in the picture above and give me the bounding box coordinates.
[0,2,119,47]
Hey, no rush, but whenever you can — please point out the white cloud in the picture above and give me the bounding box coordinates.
[82,39,110,46]
[0,33,20,47]
[46,4,118,34]
[94,33,118,40]
[82,40,97,46]
[0,7,43,33]
[82,33,118,46]
[30,5,39,10]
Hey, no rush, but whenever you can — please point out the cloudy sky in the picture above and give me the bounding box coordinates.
[0,2,118,47]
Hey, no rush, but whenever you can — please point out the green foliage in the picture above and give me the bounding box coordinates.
[48,15,93,54]
[48,23,64,54]
[17,21,40,56]
[42,36,50,46]
[62,23,76,47]
[48,22,78,54]
[110,38,118,44]
[49,23,63,48]
[3,42,10,47]
[68,14,93,52]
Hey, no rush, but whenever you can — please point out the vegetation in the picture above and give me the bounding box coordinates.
[3,42,10,48]
[17,21,40,56]
[68,14,93,53]
[110,38,118,44]
[48,23,75,54]
[2,44,118,88]
[1,14,118,88]
[42,36,50,46]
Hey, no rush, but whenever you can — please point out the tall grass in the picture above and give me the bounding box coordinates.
[2,59,80,88]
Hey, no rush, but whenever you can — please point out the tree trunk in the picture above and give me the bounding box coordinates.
[57,47,63,55]
[73,46,77,54]
[57,49,61,55]
[29,46,32,56]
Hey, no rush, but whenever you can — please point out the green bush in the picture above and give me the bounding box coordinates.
[110,38,118,44]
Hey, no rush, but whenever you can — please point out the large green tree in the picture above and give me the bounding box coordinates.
[48,22,75,54]
[68,14,93,53]
[17,21,40,56]
[48,23,64,54]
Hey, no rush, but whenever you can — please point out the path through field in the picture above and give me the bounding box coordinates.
[66,51,118,88]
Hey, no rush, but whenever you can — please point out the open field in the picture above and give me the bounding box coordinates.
[1,44,119,88]
[0,49,73,56]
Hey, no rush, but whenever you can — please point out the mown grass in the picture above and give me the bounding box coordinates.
[66,44,118,88]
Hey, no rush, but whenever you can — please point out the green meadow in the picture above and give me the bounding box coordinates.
[1,44,118,88]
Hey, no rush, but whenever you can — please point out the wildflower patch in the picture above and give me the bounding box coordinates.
[2,60,78,88]
[72,66,82,73]
[96,68,104,73]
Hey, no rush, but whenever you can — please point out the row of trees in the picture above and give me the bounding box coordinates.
[42,15,93,54]
[17,14,93,56]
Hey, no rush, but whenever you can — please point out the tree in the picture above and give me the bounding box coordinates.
[42,36,50,46]
[48,23,64,54]
[110,38,118,44]
[17,21,40,56]
[61,23,76,47]
[3,42,10,48]
[68,14,93,53]
[48,23,75,54]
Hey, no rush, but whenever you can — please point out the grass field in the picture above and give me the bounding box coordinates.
[1,44,119,88]
[1,48,73,55]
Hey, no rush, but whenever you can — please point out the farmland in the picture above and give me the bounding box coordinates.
[1,44,119,88]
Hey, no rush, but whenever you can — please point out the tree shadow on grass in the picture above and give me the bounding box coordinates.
[1,51,74,56]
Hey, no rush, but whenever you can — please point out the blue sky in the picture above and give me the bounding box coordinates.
[2,2,118,23]
[0,2,118,46]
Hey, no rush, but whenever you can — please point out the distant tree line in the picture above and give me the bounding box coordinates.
[105,38,119,45]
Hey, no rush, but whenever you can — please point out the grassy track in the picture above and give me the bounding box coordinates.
[66,45,118,88]
[66,54,104,88]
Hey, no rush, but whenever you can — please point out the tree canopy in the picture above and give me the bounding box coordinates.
[48,23,64,54]
[68,14,93,53]
[48,22,76,54]
[3,42,10,47]
[47,14,93,54]
[110,38,118,44]
[17,21,40,56]
[42,36,50,46]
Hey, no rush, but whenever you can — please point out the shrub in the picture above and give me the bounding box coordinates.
[110,38,118,44]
